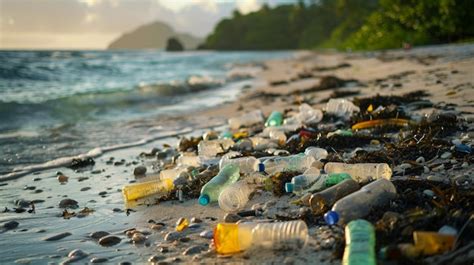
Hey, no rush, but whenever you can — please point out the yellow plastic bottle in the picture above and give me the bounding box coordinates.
[122,178,174,202]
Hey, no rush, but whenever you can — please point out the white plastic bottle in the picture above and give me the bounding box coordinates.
[324,162,392,183]
[325,99,360,118]
[304,147,328,161]
[219,156,260,175]
[259,153,316,175]
[228,110,264,130]
[324,178,397,225]
[198,139,234,157]
[218,180,254,212]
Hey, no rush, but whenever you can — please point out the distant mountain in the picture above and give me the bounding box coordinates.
[107,21,202,50]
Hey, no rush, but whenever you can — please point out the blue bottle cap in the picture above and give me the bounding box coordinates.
[285,182,294,193]
[258,163,265,172]
[324,211,339,225]
[198,194,210,206]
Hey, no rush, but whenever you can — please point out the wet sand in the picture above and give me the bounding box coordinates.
[1,43,473,264]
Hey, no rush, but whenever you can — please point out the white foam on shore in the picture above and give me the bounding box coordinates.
[0,128,193,182]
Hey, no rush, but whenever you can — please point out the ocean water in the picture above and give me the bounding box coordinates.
[0,50,292,175]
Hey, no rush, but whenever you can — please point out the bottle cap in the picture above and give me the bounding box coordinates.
[324,211,339,225]
[285,182,294,193]
[258,163,265,172]
[198,194,210,206]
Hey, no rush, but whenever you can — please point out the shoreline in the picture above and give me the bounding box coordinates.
[0,44,473,264]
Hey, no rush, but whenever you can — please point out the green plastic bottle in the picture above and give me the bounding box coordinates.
[343,219,376,265]
[198,164,240,206]
[294,173,352,195]
[265,111,283,127]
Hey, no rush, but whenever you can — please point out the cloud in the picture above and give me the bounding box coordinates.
[237,0,261,14]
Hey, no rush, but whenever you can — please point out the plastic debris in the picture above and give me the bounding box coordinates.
[198,164,240,206]
[324,162,392,183]
[343,220,376,265]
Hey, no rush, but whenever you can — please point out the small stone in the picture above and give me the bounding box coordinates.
[183,245,206,256]
[424,166,430,173]
[133,166,147,176]
[15,199,31,208]
[132,233,146,243]
[190,217,202,223]
[78,176,89,182]
[33,177,41,181]
[416,156,425,164]
[112,208,123,213]
[80,187,91,192]
[441,152,452,159]
[23,185,36,190]
[461,162,469,168]
[158,247,169,253]
[223,213,241,223]
[283,257,295,265]
[432,164,445,172]
[164,231,181,242]
[57,174,69,184]
[68,249,87,259]
[90,257,108,263]
[3,220,19,230]
[188,223,201,229]
[34,189,43,193]
[59,199,78,209]
[179,237,191,242]
[199,230,213,239]
[423,189,435,198]
[148,255,164,263]
[427,175,443,182]
[90,231,109,240]
[98,191,107,196]
[150,224,164,231]
[44,232,72,241]
[98,235,121,246]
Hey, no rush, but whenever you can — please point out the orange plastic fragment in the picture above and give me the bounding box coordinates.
[352,118,412,130]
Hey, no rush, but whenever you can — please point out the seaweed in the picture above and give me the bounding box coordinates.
[353,90,430,111]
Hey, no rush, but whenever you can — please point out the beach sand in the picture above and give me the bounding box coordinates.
[0,44,473,264]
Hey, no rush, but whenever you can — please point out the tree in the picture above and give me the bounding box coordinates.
[165,37,184,51]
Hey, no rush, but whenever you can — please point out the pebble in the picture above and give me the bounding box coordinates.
[112,208,123,213]
[441,152,452,159]
[44,232,72,241]
[158,246,169,253]
[148,255,165,262]
[416,156,426,164]
[67,249,88,262]
[432,164,445,172]
[461,162,469,168]
[179,237,191,242]
[34,189,43,193]
[3,220,19,230]
[57,174,69,183]
[80,187,91,192]
[183,245,206,256]
[15,199,31,208]
[427,175,444,182]
[199,230,213,239]
[150,224,165,231]
[59,199,78,208]
[423,189,435,198]
[133,166,147,176]
[78,176,89,182]
[283,257,295,265]
[223,213,241,223]
[98,235,121,246]
[33,177,41,181]
[190,217,202,223]
[23,185,36,190]
[90,231,109,240]
[164,231,181,242]
[424,166,430,173]
[98,191,107,196]
[132,232,146,243]
[90,257,108,263]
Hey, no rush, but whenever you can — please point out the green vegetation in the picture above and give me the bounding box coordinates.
[201,0,474,51]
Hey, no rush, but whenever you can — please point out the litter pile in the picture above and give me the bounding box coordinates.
[123,92,473,264]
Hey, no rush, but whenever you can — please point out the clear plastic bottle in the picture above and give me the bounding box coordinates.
[304,147,328,161]
[297,103,324,124]
[260,153,315,175]
[228,110,264,130]
[198,164,240,206]
[324,162,392,183]
[324,178,397,225]
[176,153,201,167]
[122,178,173,202]
[262,124,300,136]
[343,219,376,265]
[269,130,287,144]
[265,111,283,127]
[309,179,360,215]
[285,167,320,193]
[213,220,308,254]
[218,180,254,212]
[198,139,234,157]
[325,99,360,118]
[219,156,260,175]
[291,172,352,196]
[250,136,279,151]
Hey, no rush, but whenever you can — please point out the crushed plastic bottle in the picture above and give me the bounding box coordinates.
[198,139,234,157]
[259,153,315,175]
[228,110,264,130]
[219,156,260,175]
[324,162,392,183]
[343,219,376,265]
[296,103,324,124]
[309,179,360,215]
[198,164,240,206]
[122,178,173,202]
[324,178,397,225]
[214,220,308,254]
[218,180,254,212]
[265,111,283,127]
[325,99,360,118]
[304,147,328,161]
[290,172,352,195]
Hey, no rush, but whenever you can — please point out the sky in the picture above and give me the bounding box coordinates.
[0,0,295,49]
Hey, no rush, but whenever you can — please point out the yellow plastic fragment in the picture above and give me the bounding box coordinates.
[413,231,455,255]
[176,217,189,232]
[352,118,412,130]
[367,104,374,112]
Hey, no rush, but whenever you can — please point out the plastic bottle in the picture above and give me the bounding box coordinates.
[324,162,392,183]
[198,164,240,206]
[198,139,234,157]
[176,153,201,167]
[324,178,397,225]
[343,219,376,265]
[289,172,352,195]
[325,99,360,118]
[259,153,315,175]
[265,111,283,127]
[250,137,279,151]
[228,110,264,130]
[262,124,300,136]
[160,166,190,180]
[219,156,260,175]
[214,220,308,254]
[309,179,360,215]
[297,103,324,124]
[218,180,254,212]
[122,178,173,202]
[304,147,328,161]
[284,167,320,193]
